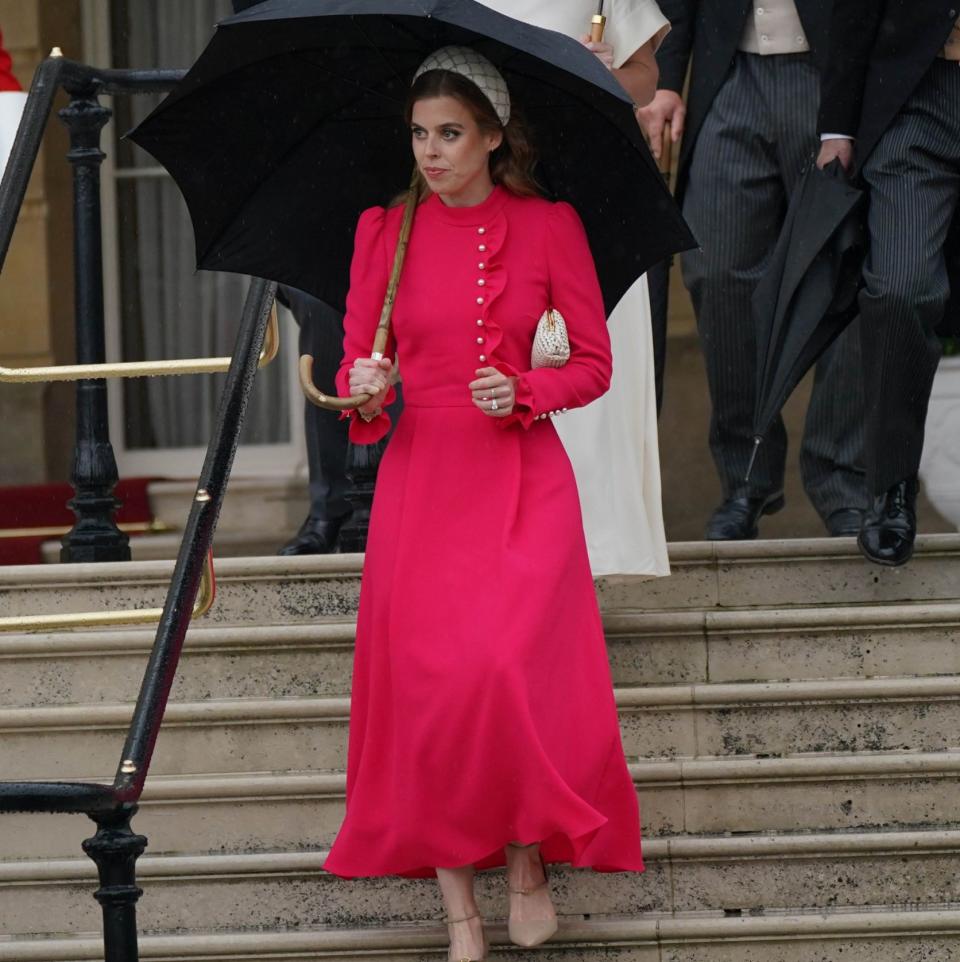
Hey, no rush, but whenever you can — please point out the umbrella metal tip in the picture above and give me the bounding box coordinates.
[49,46,63,58]
[744,436,763,483]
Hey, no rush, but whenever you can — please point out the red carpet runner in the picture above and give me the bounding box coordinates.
[0,478,157,565]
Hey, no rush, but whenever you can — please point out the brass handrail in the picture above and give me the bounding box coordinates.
[0,550,216,632]
[0,308,279,383]
[0,519,170,539]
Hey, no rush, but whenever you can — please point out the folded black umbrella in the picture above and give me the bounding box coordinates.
[645,128,677,416]
[128,0,695,316]
[746,159,866,480]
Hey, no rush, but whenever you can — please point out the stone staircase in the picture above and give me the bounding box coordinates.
[2,537,960,960]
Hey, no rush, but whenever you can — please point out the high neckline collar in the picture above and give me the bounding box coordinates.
[425,184,508,225]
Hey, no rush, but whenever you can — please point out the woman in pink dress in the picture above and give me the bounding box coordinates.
[322,46,642,962]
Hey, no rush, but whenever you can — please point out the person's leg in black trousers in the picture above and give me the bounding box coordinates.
[646,258,670,415]
[682,53,866,539]
[857,60,960,566]
[278,286,352,555]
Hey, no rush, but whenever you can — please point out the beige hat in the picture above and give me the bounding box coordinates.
[413,45,511,126]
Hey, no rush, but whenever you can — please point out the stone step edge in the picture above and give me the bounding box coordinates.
[0,622,356,657]
[5,908,960,960]
[5,600,960,656]
[8,672,960,731]
[604,600,960,636]
[2,533,958,585]
[5,827,960,884]
[0,554,364,589]
[10,748,960,809]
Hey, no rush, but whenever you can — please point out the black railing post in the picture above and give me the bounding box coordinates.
[58,83,130,563]
[82,804,147,962]
[338,441,386,552]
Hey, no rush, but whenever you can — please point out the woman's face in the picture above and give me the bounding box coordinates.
[411,95,503,206]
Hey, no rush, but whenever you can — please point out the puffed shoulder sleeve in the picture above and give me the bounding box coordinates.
[499,202,612,430]
[335,206,397,445]
[607,0,671,65]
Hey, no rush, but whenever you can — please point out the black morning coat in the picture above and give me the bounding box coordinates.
[655,0,841,204]
[825,1,960,336]
[826,1,959,166]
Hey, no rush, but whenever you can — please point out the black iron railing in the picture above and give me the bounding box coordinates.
[0,55,189,562]
[0,55,277,962]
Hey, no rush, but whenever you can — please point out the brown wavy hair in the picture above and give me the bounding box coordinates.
[397,68,542,203]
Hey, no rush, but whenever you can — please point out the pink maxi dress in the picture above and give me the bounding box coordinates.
[322,185,643,879]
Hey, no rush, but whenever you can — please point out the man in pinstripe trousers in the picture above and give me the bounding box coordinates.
[820,1,960,566]
[640,1,868,540]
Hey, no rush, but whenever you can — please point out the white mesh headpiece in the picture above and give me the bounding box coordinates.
[413,45,511,127]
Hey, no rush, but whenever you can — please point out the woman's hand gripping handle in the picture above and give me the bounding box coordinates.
[349,355,394,420]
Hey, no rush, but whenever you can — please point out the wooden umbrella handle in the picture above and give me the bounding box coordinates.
[590,14,606,42]
[660,120,674,179]
[300,170,421,411]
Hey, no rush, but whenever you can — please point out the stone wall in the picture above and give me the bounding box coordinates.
[0,0,80,484]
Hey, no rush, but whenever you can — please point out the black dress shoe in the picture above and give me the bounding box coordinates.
[858,478,918,567]
[705,491,785,541]
[277,515,348,556]
[825,507,865,537]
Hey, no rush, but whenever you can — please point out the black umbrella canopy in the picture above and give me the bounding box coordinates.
[746,160,865,479]
[128,0,694,315]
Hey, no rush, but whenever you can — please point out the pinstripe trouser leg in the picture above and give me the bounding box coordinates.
[682,53,866,517]
[859,59,960,496]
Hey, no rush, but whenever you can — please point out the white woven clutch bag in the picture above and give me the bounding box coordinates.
[531,308,570,369]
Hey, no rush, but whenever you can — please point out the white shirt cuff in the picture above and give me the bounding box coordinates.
[820,133,855,141]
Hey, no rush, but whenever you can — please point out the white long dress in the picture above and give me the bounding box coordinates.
[479,0,671,577]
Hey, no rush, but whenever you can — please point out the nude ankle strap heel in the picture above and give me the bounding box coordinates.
[445,910,488,962]
[506,844,559,948]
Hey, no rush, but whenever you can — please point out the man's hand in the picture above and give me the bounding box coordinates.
[636,89,685,163]
[816,138,854,172]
